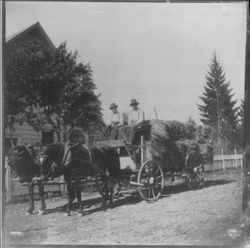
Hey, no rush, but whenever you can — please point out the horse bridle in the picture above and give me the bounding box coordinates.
[38,144,64,179]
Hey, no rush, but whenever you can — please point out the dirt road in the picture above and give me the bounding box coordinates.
[3,169,243,246]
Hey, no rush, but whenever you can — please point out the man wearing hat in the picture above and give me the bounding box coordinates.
[128,99,144,125]
[101,103,123,140]
[127,99,145,144]
[109,103,123,127]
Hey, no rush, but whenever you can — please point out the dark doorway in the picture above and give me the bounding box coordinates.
[42,130,54,145]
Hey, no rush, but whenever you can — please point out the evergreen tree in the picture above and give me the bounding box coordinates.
[198,53,239,152]
[234,99,244,150]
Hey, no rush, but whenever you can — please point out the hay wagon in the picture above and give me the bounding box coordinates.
[94,120,204,201]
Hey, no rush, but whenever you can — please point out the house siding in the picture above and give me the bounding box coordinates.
[5,22,57,148]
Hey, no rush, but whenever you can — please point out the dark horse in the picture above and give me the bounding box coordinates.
[7,145,47,215]
[8,143,121,216]
[38,142,121,215]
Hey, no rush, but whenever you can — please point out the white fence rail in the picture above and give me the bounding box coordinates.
[204,153,243,172]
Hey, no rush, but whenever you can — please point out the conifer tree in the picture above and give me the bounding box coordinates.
[198,53,239,152]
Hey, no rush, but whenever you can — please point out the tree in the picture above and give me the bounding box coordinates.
[233,99,244,151]
[5,40,104,143]
[198,53,239,152]
[185,117,197,140]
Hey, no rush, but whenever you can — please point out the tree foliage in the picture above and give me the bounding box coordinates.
[198,53,239,152]
[5,40,104,142]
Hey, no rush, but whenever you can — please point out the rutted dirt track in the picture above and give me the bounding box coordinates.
[4,169,243,246]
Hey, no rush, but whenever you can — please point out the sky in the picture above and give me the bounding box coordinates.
[5,1,247,124]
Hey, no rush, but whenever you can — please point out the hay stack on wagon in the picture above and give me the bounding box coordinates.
[145,120,212,171]
[100,119,213,171]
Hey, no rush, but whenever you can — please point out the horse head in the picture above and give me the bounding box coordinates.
[37,143,65,180]
[8,145,40,183]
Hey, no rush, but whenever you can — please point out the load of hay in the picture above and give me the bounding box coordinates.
[100,119,213,172]
[145,119,213,172]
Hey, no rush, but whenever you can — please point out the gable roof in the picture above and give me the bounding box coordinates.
[6,22,56,51]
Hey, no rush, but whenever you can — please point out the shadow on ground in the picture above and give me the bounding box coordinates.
[162,178,236,196]
[43,191,143,216]
[43,178,236,216]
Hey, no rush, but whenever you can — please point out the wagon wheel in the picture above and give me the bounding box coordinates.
[138,160,164,201]
[185,169,204,189]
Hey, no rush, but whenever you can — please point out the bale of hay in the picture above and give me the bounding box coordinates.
[147,120,185,171]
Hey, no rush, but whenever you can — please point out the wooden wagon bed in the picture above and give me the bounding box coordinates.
[94,120,206,201]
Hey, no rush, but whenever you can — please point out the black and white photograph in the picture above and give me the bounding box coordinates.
[2,1,250,246]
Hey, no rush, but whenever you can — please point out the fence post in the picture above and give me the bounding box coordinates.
[234,149,238,168]
[221,148,225,171]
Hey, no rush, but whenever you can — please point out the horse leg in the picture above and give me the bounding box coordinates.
[37,180,46,215]
[76,183,83,215]
[66,176,73,216]
[26,182,34,215]
[100,182,108,210]
[109,184,114,209]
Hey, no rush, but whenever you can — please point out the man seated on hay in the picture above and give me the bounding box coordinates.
[112,99,147,144]
[127,99,145,143]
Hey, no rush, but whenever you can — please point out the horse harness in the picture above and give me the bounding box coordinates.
[57,143,117,183]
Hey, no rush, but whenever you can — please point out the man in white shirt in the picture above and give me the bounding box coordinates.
[127,99,146,144]
[101,103,123,140]
[128,99,144,125]
[110,103,123,127]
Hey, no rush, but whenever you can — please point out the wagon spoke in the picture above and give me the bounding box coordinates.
[151,187,156,199]
[155,175,163,180]
[154,167,160,176]
[196,175,201,183]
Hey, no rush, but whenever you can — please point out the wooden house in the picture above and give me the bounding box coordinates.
[5,22,57,149]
